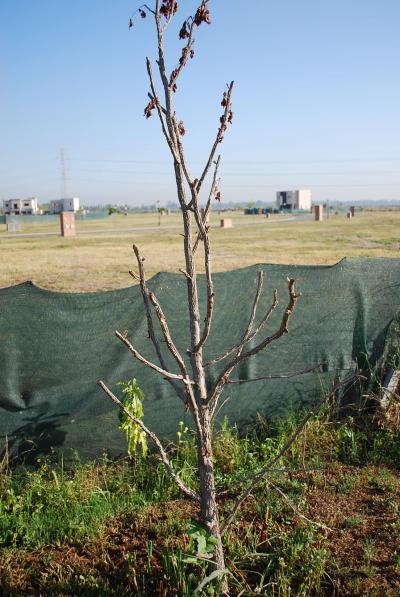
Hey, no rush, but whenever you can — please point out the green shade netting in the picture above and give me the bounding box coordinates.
[0,258,399,461]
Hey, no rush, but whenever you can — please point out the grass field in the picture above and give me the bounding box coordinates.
[0,209,399,292]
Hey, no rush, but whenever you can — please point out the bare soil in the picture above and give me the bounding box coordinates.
[0,464,398,595]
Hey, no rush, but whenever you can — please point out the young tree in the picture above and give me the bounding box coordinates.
[98,0,302,590]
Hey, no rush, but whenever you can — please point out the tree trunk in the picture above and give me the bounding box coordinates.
[197,408,229,594]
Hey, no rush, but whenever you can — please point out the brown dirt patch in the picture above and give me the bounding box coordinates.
[0,468,399,595]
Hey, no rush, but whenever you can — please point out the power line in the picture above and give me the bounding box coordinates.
[66,156,400,165]
[69,177,400,188]
[67,167,400,177]
[60,148,68,198]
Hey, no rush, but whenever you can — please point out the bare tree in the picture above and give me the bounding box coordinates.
[98,1,307,591]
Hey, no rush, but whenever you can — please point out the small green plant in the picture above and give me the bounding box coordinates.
[177,420,189,450]
[344,515,363,528]
[394,552,400,571]
[367,468,396,492]
[361,537,377,577]
[333,472,358,494]
[337,418,368,464]
[118,379,148,459]
[183,523,220,565]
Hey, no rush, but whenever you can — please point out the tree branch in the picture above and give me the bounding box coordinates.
[154,2,179,154]
[146,57,178,161]
[204,282,278,368]
[220,374,359,534]
[228,363,325,384]
[115,330,191,383]
[193,155,221,255]
[192,211,214,353]
[148,291,203,440]
[196,81,234,195]
[168,13,197,91]
[132,244,187,403]
[208,278,298,413]
[264,480,333,532]
[142,4,156,16]
[148,291,189,378]
[171,113,192,187]
[97,380,200,501]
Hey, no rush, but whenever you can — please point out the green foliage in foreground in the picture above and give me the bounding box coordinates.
[0,405,399,594]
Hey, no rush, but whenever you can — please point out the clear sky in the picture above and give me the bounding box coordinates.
[1,0,399,206]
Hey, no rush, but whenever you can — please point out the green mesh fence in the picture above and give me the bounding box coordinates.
[1,258,399,462]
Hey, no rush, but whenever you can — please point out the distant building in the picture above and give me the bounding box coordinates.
[276,189,311,211]
[50,197,80,214]
[3,197,39,215]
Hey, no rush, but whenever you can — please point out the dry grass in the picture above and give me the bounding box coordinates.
[0,209,399,292]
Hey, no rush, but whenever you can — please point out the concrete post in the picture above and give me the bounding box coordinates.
[6,221,21,232]
[314,205,323,221]
[60,211,76,237]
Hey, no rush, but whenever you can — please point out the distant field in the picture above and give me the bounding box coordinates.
[0,209,399,292]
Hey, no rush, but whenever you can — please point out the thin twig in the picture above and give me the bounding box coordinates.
[216,468,321,498]
[115,330,190,383]
[192,215,214,352]
[205,283,278,368]
[97,380,200,501]
[171,114,192,187]
[132,244,187,403]
[193,155,221,255]
[148,291,204,442]
[228,363,325,384]
[153,2,180,162]
[146,57,178,160]
[148,291,190,381]
[195,81,234,196]
[220,373,359,534]
[179,268,192,280]
[265,479,333,532]
[208,278,298,414]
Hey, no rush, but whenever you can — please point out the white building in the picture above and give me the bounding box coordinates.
[50,197,80,214]
[3,197,39,215]
[276,189,311,211]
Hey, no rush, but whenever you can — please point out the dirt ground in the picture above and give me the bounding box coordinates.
[1,464,398,595]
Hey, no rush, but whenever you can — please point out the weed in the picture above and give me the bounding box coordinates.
[394,552,400,572]
[361,537,378,577]
[367,468,396,492]
[337,419,369,465]
[0,458,144,548]
[344,515,363,528]
[333,472,358,494]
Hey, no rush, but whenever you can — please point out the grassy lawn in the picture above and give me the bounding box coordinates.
[0,209,399,292]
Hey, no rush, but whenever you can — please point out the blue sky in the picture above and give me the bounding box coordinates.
[1,0,399,206]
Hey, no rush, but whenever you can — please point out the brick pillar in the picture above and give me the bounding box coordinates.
[314,205,323,221]
[60,211,76,237]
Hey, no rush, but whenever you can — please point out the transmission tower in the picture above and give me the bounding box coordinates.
[60,147,68,198]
